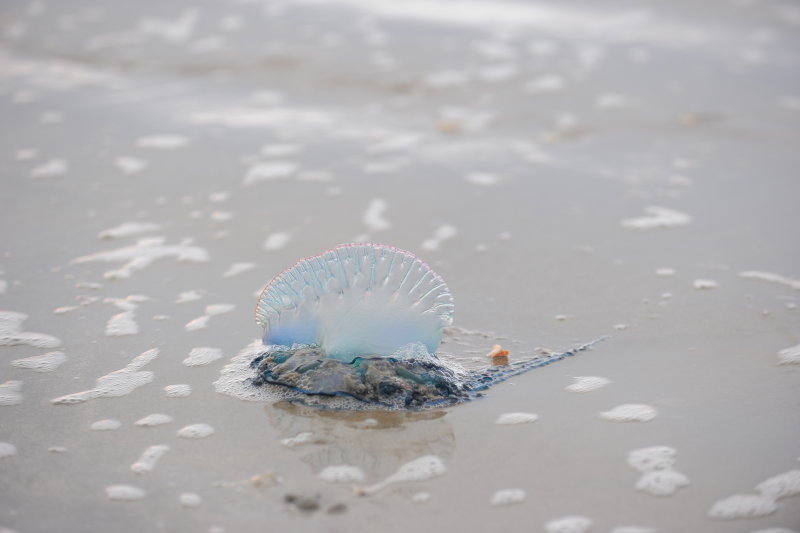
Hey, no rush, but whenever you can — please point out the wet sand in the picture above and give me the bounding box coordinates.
[1,0,799,531]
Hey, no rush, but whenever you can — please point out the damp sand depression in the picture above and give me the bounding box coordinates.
[0,0,799,532]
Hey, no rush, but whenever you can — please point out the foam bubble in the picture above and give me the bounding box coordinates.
[135,414,173,427]
[0,381,23,406]
[99,222,161,240]
[223,262,255,278]
[176,290,203,304]
[319,465,365,483]
[177,424,214,439]
[243,161,297,185]
[185,305,233,332]
[0,311,61,348]
[164,384,192,398]
[544,515,592,533]
[180,493,202,508]
[490,488,526,506]
[740,271,800,290]
[628,446,689,496]
[636,469,690,496]
[600,404,657,422]
[114,157,148,175]
[756,470,800,499]
[281,432,313,448]
[105,295,148,336]
[565,376,610,393]
[105,485,146,501]
[357,455,446,496]
[708,494,777,518]
[51,348,159,405]
[183,347,222,367]
[136,135,188,149]
[621,207,692,230]
[11,351,66,372]
[421,225,457,251]
[72,238,209,280]
[363,198,390,232]
[465,173,500,186]
[90,419,121,431]
[495,412,538,425]
[30,158,68,178]
[777,343,800,365]
[263,232,292,251]
[131,445,169,474]
[693,279,718,290]
[656,267,676,277]
[412,492,431,503]
[0,442,17,458]
[527,74,565,94]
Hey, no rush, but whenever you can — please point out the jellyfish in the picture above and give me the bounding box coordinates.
[250,243,604,408]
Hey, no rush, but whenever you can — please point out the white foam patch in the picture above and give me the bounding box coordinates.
[0,381,23,406]
[319,465,365,483]
[357,455,446,496]
[99,222,161,240]
[263,232,292,251]
[176,290,203,304]
[165,384,192,397]
[621,207,692,230]
[363,198,390,231]
[421,224,457,251]
[495,412,539,425]
[105,295,148,336]
[465,173,500,186]
[243,161,298,185]
[693,279,718,290]
[136,135,188,149]
[223,262,256,278]
[114,157,148,175]
[130,444,169,474]
[11,351,66,372]
[180,493,202,508]
[281,432,313,448]
[740,271,800,290]
[0,311,61,348]
[177,424,214,439]
[756,470,800,500]
[91,419,121,431]
[490,488,527,506]
[183,347,222,367]
[708,494,778,518]
[655,268,676,277]
[72,237,209,280]
[627,446,689,496]
[527,74,565,94]
[185,305,233,331]
[190,108,333,129]
[565,376,610,393]
[412,492,431,503]
[135,414,173,427]
[600,404,657,422]
[261,143,302,157]
[30,158,68,178]
[777,343,800,365]
[51,348,159,405]
[105,485,146,501]
[53,306,78,314]
[0,442,17,458]
[545,515,593,533]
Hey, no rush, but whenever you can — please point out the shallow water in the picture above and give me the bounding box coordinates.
[1,0,799,531]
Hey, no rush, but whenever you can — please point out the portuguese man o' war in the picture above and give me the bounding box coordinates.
[251,243,605,409]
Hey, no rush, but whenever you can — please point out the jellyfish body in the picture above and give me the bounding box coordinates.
[256,243,454,361]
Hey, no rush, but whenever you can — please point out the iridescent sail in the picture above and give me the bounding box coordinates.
[255,243,454,361]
